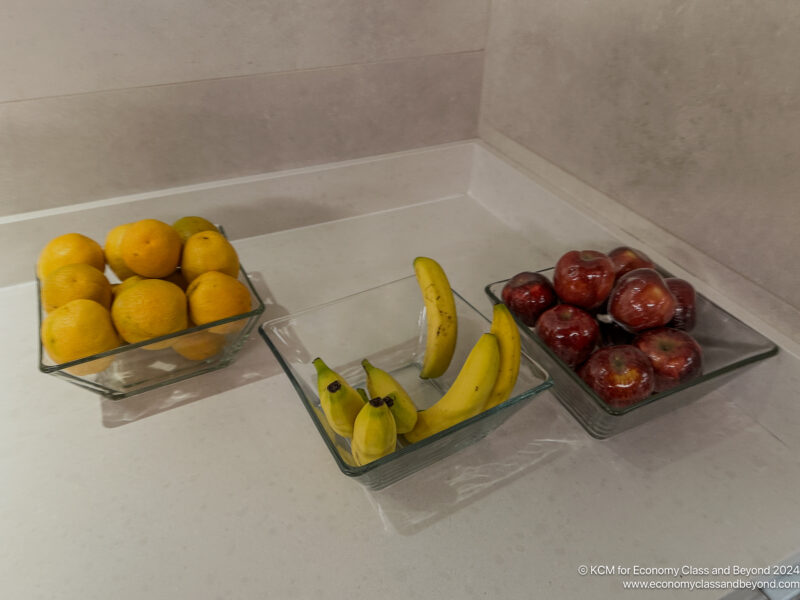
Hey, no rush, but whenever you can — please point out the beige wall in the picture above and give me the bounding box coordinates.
[7,0,798,319]
[0,0,488,215]
[480,0,800,314]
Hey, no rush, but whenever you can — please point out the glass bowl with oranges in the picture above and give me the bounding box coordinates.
[36,219,264,399]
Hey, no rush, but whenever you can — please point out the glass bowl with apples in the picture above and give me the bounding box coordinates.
[485,247,778,438]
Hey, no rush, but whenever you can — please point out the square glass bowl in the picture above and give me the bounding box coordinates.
[38,265,265,399]
[259,275,552,491]
[486,268,779,439]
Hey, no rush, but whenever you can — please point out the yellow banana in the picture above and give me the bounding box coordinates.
[484,303,521,410]
[350,396,397,466]
[362,359,418,434]
[413,256,458,379]
[404,333,501,444]
[313,357,365,438]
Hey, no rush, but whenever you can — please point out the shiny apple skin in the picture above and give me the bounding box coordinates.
[535,304,600,368]
[501,271,558,326]
[634,327,703,392]
[608,268,677,332]
[608,246,656,279]
[578,345,655,409]
[665,277,697,331]
[553,250,616,310]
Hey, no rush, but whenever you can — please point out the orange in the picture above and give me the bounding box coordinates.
[172,216,218,244]
[172,328,227,360]
[112,275,146,298]
[121,219,182,278]
[41,263,112,313]
[186,271,251,334]
[37,233,105,281]
[111,279,188,348]
[181,230,239,283]
[41,299,121,375]
[104,223,136,281]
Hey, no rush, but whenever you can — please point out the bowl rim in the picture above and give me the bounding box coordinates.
[259,275,553,478]
[485,268,779,417]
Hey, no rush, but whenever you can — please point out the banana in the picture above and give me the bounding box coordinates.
[483,303,522,410]
[350,396,397,466]
[362,359,418,434]
[312,357,365,438]
[413,256,458,379]
[404,333,501,444]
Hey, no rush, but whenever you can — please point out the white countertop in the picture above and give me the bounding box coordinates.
[3,143,800,599]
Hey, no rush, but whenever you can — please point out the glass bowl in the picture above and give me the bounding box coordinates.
[486,268,779,439]
[259,275,553,491]
[38,263,265,400]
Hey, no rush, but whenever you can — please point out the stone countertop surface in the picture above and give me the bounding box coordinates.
[2,147,800,599]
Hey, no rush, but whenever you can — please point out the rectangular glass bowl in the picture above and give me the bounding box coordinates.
[486,268,779,439]
[259,275,553,491]
[38,264,265,400]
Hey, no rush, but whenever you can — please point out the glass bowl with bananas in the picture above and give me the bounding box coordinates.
[259,258,553,491]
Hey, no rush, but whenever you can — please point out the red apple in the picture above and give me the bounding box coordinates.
[633,327,703,392]
[608,268,677,332]
[578,345,655,409]
[665,277,697,331]
[608,246,656,279]
[535,304,600,368]
[553,250,615,310]
[501,271,558,326]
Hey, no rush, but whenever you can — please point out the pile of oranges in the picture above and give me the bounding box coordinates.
[38,217,253,374]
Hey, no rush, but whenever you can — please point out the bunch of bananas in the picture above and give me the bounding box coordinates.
[313,257,521,466]
[312,357,420,466]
